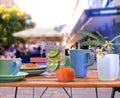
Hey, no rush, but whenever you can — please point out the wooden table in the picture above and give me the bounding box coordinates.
[0,70,120,98]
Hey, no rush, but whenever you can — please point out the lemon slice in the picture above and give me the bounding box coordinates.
[48,60,60,72]
[47,47,59,58]
[57,53,63,61]
[48,57,59,62]
[48,53,63,62]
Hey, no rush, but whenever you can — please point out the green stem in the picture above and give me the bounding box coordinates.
[111,35,120,42]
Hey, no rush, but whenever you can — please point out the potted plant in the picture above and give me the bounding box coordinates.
[79,31,120,81]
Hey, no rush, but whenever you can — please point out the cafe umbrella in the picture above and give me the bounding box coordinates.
[13,27,64,43]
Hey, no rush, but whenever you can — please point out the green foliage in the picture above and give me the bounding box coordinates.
[79,30,120,54]
[79,31,105,46]
[0,5,35,49]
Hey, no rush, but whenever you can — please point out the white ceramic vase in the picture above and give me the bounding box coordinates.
[97,54,119,81]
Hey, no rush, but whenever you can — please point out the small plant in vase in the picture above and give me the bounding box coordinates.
[79,31,120,81]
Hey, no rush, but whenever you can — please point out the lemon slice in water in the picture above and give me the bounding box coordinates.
[47,47,59,58]
[48,60,60,72]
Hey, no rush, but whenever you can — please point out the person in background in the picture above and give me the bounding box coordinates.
[42,49,46,57]
[37,45,41,57]
[8,44,15,58]
[4,49,9,58]
[15,46,22,58]
[31,47,37,57]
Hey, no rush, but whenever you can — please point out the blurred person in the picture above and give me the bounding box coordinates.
[37,45,41,57]
[20,44,31,56]
[4,49,9,58]
[31,47,37,57]
[42,49,46,57]
[40,41,46,53]
[15,46,22,58]
[8,44,15,58]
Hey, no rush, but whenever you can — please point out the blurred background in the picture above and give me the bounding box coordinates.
[0,0,120,61]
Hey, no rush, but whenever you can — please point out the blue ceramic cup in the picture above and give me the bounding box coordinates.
[0,58,21,75]
[70,49,95,78]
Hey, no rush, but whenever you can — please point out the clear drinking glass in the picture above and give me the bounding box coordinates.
[46,45,65,76]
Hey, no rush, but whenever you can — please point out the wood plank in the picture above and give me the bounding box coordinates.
[0,70,120,88]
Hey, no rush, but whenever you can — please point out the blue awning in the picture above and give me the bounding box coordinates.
[73,7,120,33]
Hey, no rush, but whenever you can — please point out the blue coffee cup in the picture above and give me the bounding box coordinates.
[70,49,95,78]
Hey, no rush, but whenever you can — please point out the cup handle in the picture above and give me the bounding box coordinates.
[86,52,95,67]
[11,60,21,75]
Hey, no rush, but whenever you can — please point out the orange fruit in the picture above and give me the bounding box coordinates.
[56,66,75,82]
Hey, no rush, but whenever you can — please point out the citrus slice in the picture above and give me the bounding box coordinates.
[48,57,59,62]
[48,53,63,62]
[57,53,63,61]
[47,47,59,58]
[48,60,60,72]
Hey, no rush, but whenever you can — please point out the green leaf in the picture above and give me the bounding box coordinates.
[111,35,120,42]
[79,31,105,41]
[81,40,104,46]
[96,31,104,40]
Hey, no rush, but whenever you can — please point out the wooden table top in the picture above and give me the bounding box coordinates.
[0,70,120,88]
